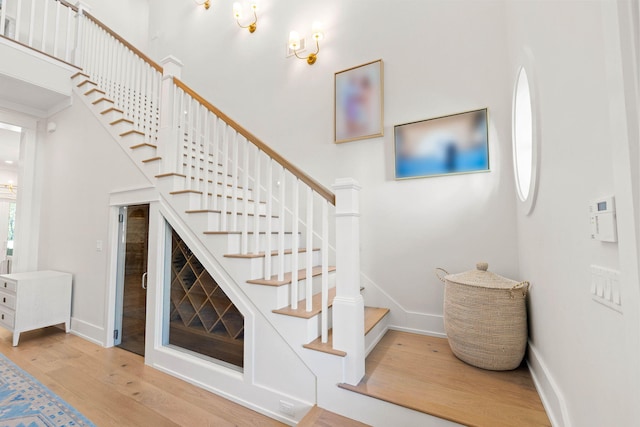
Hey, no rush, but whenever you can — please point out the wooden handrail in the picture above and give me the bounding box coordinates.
[81,11,163,74]
[57,0,78,13]
[173,77,336,206]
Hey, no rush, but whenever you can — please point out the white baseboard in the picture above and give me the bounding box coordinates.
[361,273,446,337]
[527,342,571,427]
[70,317,105,347]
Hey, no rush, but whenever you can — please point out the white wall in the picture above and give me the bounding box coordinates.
[37,93,150,340]
[146,0,519,332]
[505,1,640,426]
[84,0,150,52]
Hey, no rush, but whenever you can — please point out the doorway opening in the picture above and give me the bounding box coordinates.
[0,122,20,274]
[115,204,150,356]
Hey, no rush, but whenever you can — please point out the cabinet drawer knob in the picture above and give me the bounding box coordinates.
[2,283,6,288]
[1,314,4,320]
[2,297,4,303]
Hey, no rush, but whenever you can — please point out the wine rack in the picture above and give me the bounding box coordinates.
[169,230,244,367]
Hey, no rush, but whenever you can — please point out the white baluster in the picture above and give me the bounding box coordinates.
[241,137,250,254]
[291,178,299,309]
[41,0,49,52]
[264,160,273,279]
[252,148,261,254]
[64,5,71,62]
[53,0,60,57]
[305,186,313,311]
[321,200,329,343]
[193,101,202,198]
[15,0,22,43]
[210,116,220,210]
[231,131,239,231]
[220,125,229,231]
[28,0,35,46]
[202,111,211,211]
[177,89,186,176]
[277,166,285,281]
[0,0,6,36]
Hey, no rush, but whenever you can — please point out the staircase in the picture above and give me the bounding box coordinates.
[0,1,400,424]
[0,0,396,423]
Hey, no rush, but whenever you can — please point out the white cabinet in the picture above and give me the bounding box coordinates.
[0,270,72,346]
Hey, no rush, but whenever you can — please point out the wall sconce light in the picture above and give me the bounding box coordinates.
[195,0,211,10]
[289,22,324,65]
[233,2,258,33]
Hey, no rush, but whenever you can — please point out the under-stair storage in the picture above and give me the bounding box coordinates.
[169,228,244,368]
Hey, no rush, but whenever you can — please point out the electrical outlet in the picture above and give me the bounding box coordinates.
[279,400,295,416]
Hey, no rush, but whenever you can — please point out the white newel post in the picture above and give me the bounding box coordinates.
[332,178,365,385]
[73,2,90,67]
[158,56,184,175]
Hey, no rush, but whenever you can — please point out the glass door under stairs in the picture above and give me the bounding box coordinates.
[115,204,150,356]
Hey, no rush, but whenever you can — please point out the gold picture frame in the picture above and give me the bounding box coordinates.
[334,59,384,144]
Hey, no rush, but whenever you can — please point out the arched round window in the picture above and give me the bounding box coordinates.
[512,64,539,214]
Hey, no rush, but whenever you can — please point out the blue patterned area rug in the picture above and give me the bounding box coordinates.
[0,353,95,427]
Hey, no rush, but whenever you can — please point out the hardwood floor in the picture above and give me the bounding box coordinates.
[0,327,285,427]
[339,330,551,427]
[298,405,371,427]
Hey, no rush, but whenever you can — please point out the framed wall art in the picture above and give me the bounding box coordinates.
[334,59,384,144]
[394,108,489,179]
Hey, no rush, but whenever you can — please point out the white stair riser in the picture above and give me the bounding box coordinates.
[120,132,147,147]
[224,250,323,284]
[271,306,334,343]
[110,120,135,135]
[203,232,301,254]
[292,272,337,305]
[142,160,161,177]
[91,98,115,112]
[272,273,337,314]
[84,89,108,104]
[100,109,125,123]
[184,210,281,233]
[129,144,157,162]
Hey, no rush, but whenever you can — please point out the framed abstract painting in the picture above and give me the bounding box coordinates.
[334,59,384,144]
[394,108,489,179]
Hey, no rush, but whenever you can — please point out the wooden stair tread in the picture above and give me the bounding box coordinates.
[121,129,145,137]
[202,231,295,235]
[130,142,157,149]
[303,329,346,357]
[111,118,134,126]
[92,97,113,105]
[84,87,105,96]
[142,157,162,163]
[101,107,124,115]
[189,210,277,218]
[71,71,90,80]
[303,307,389,357]
[77,79,97,88]
[250,265,336,287]
[365,307,390,335]
[224,248,318,259]
[273,286,337,318]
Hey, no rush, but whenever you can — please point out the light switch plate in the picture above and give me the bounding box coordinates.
[590,265,622,313]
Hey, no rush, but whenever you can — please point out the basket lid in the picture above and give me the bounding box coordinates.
[445,262,519,289]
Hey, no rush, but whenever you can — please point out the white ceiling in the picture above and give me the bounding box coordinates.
[0,73,70,116]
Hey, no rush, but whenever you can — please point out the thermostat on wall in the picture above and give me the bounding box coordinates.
[589,196,617,242]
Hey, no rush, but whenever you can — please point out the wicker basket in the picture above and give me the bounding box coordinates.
[435,262,530,371]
